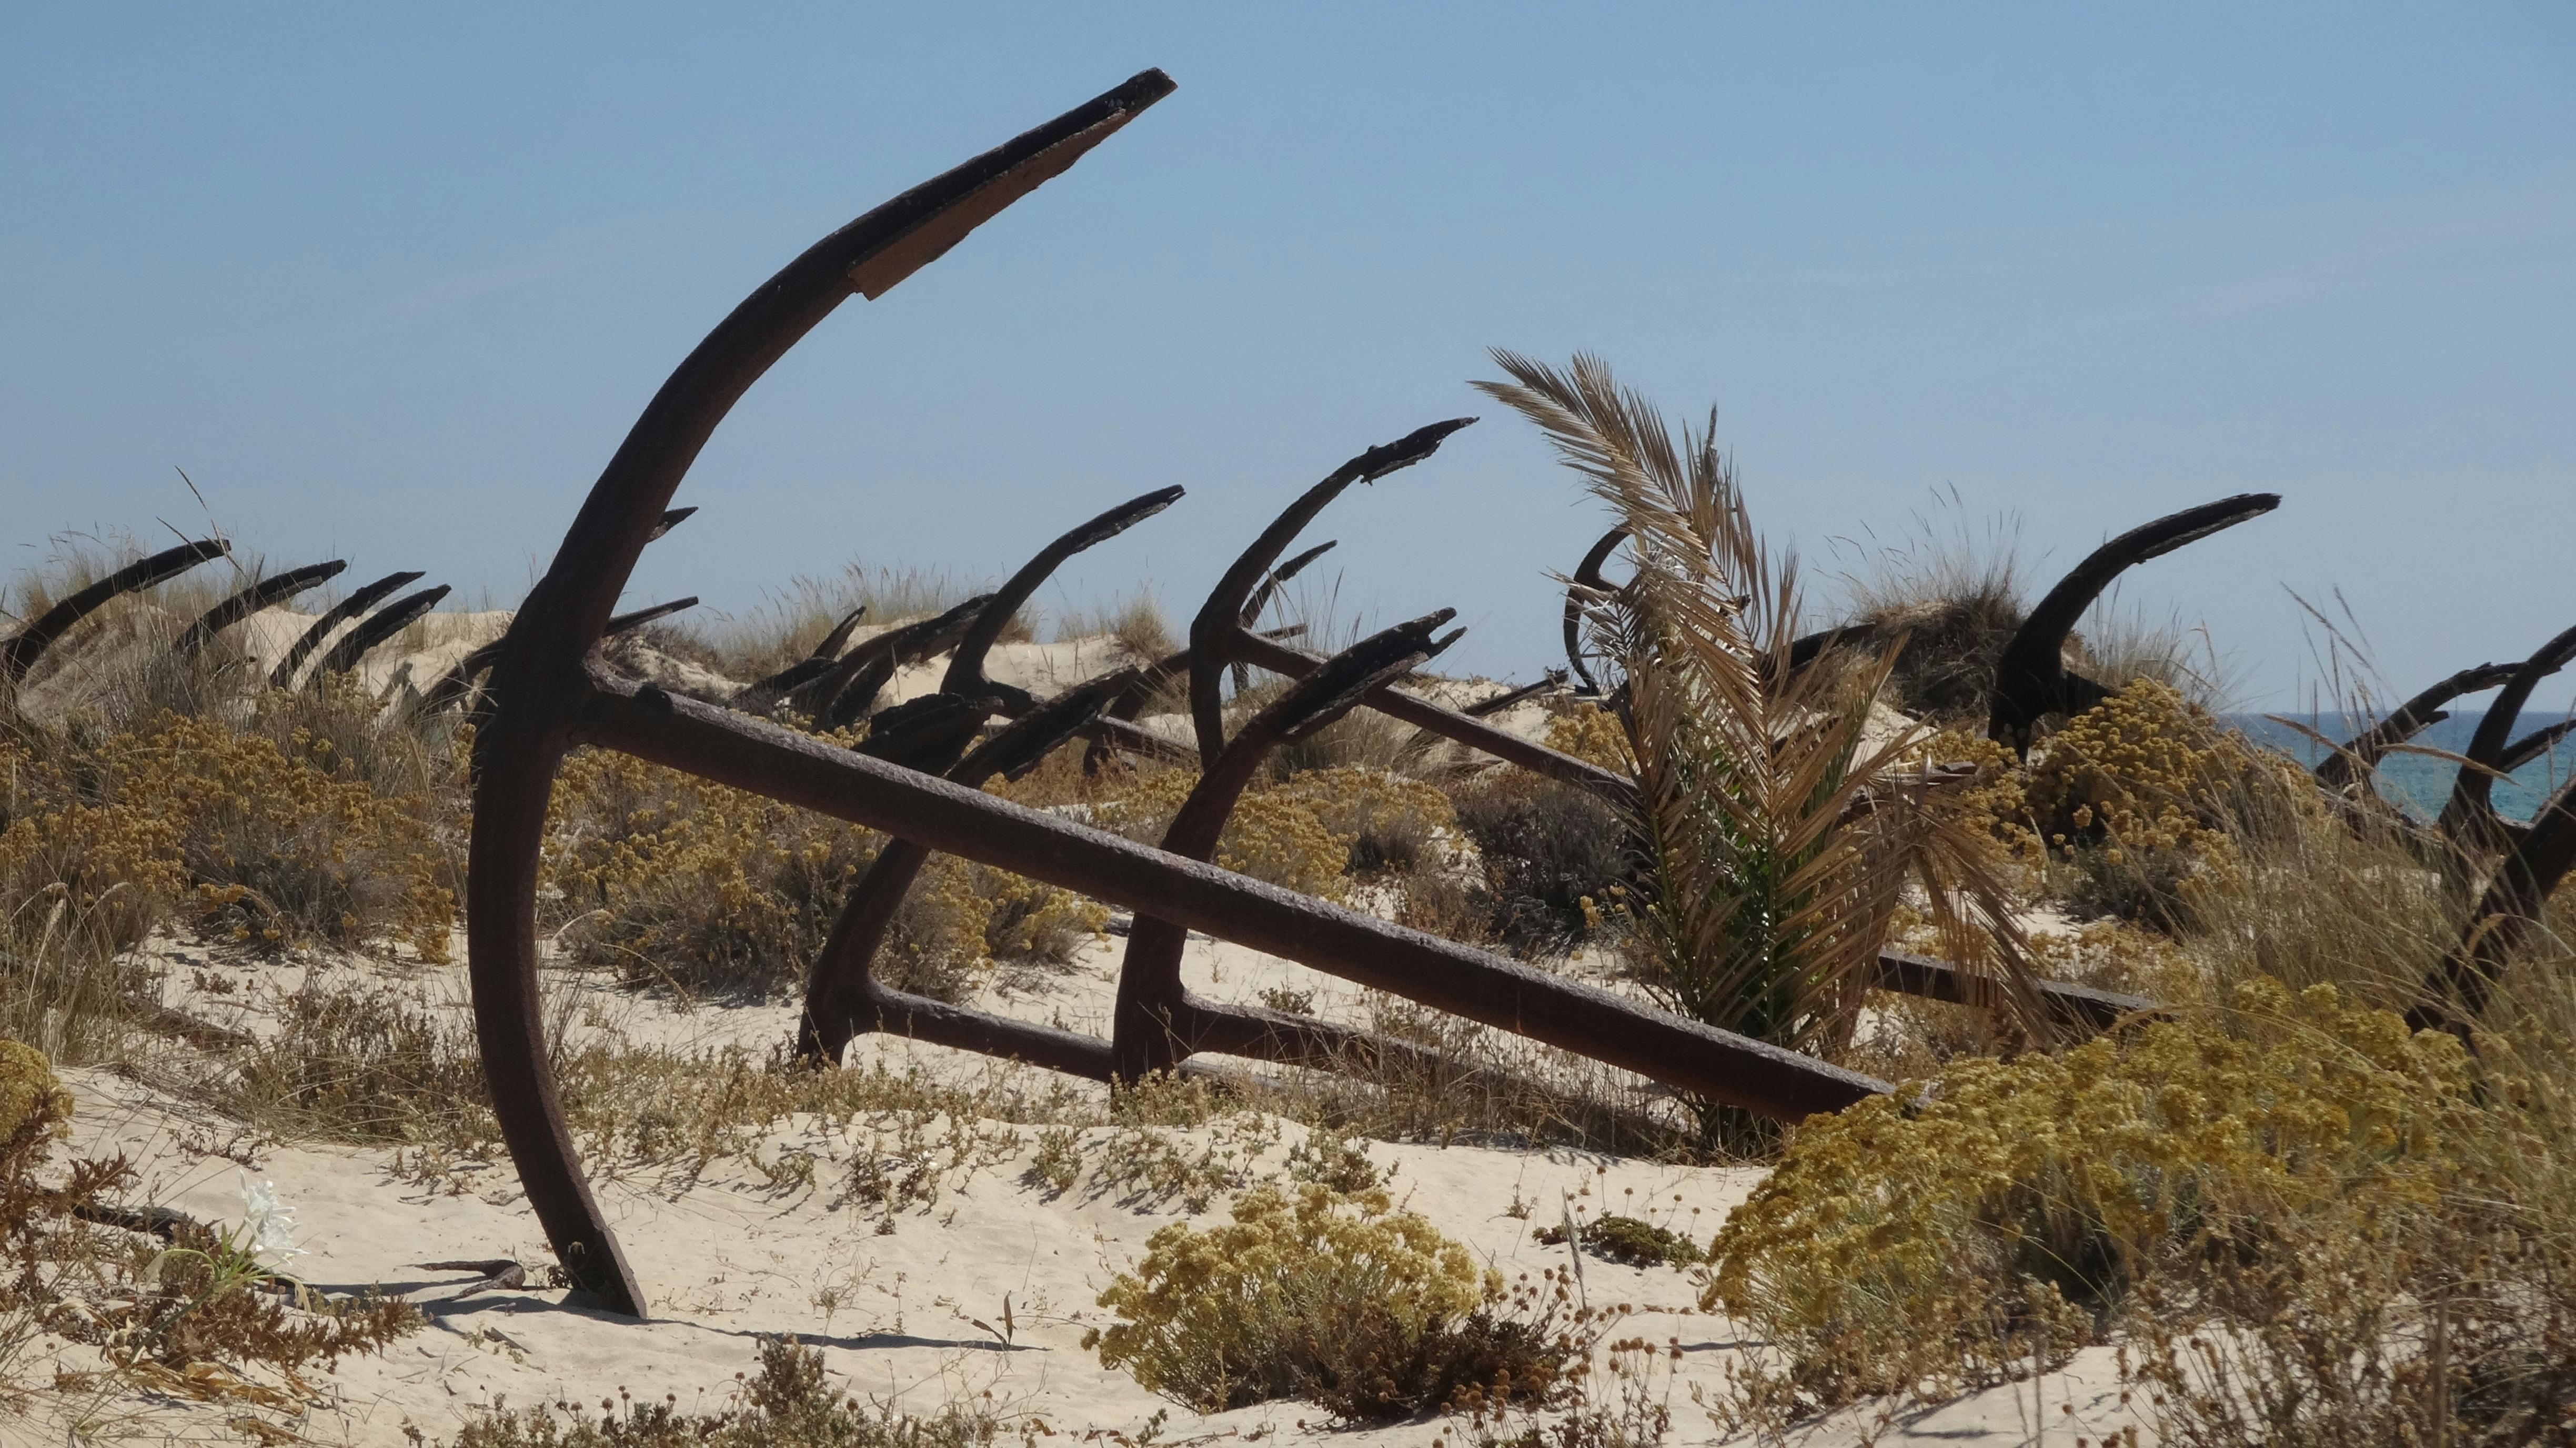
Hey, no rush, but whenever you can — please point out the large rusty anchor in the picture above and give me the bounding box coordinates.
[467,72,1903,1318]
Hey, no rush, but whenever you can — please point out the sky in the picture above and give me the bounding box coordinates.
[5,4,2572,711]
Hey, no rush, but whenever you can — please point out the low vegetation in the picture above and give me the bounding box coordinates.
[446,1335,1008,1448]
[1086,1182,1596,1421]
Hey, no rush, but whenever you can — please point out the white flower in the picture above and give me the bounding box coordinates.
[238,1171,308,1263]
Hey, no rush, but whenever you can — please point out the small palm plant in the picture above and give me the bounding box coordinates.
[1475,351,2041,1145]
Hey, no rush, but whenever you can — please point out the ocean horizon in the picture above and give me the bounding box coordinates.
[2227,709,2574,824]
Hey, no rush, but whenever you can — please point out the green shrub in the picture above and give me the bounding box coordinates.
[1535,1214,1702,1269]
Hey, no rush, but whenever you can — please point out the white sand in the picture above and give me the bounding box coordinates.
[22,927,2152,1447]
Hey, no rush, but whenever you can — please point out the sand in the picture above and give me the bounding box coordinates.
[19,923,2153,1448]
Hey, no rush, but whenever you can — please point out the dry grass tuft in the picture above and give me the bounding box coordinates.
[444,1334,1007,1447]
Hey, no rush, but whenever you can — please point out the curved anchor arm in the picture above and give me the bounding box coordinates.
[1238,540,1336,628]
[787,592,992,726]
[466,70,1176,1317]
[1082,625,1306,772]
[2411,770,2576,1040]
[742,606,870,700]
[1115,612,1458,1079]
[2498,718,2576,778]
[174,560,348,657]
[427,508,701,712]
[1463,669,1566,718]
[310,585,452,680]
[941,485,1184,707]
[270,570,424,689]
[1782,621,1888,677]
[579,671,1889,1111]
[426,598,699,716]
[2437,623,2576,851]
[1987,494,2279,753]
[3,539,229,683]
[1562,526,1627,697]
[1185,419,1475,767]
[2313,661,2519,792]
[1229,628,1637,808]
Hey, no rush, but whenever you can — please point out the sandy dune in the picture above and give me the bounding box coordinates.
[24,927,2150,1447]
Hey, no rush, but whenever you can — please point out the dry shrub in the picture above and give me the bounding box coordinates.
[2,1036,416,1394]
[446,1335,1002,1448]
[1091,768,1354,902]
[0,800,182,959]
[1052,590,1175,659]
[0,1037,73,1153]
[2,709,456,961]
[1444,767,1632,961]
[1086,1182,1590,1421]
[214,974,1103,1188]
[544,746,879,994]
[1543,703,1635,772]
[963,857,1106,969]
[1832,497,2028,726]
[1704,979,2473,1417]
[544,748,1099,999]
[2179,777,2465,1015]
[225,979,489,1143]
[1269,765,1457,877]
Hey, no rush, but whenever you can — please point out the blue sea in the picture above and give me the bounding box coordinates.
[2229,710,2575,824]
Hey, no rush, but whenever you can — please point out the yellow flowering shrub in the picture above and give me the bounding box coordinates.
[1092,769,1355,902]
[0,801,183,956]
[1896,727,2040,869]
[0,713,454,960]
[544,746,885,994]
[1270,766,1457,877]
[1705,978,2473,1411]
[1543,702,1635,771]
[1088,1182,1498,1413]
[0,1038,73,1164]
[968,857,1109,964]
[2025,679,2245,860]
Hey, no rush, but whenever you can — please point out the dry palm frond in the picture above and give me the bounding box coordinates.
[1474,352,2044,1098]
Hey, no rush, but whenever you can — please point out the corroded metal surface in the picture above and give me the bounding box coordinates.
[310,584,454,680]
[3,539,230,683]
[1562,526,1626,698]
[1987,494,2279,754]
[2412,771,2576,1039]
[271,570,425,689]
[2314,661,2520,793]
[577,668,1891,1127]
[1186,419,1474,768]
[174,560,348,657]
[2437,624,2576,852]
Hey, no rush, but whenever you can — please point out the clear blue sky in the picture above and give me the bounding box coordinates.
[6,4,2571,709]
